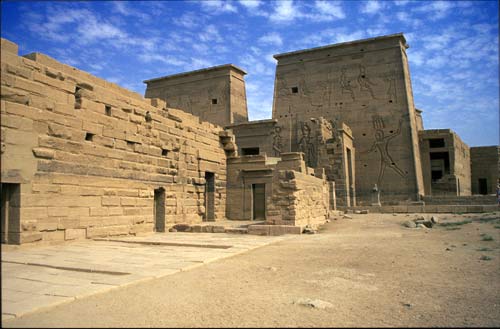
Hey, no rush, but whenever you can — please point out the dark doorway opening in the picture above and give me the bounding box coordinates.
[346,147,354,207]
[154,188,165,232]
[205,172,215,221]
[478,178,488,195]
[241,147,259,156]
[430,152,450,182]
[1,183,20,244]
[252,183,266,220]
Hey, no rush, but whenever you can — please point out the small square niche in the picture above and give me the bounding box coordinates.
[291,87,299,94]
[105,105,112,116]
[85,132,94,141]
[211,98,218,105]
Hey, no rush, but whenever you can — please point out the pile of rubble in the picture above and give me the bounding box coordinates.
[403,215,439,229]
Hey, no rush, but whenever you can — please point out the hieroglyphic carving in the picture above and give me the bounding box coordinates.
[298,121,317,167]
[329,117,342,146]
[357,64,376,99]
[364,115,406,186]
[271,125,283,157]
[276,74,293,114]
[339,67,355,101]
[298,62,324,110]
[383,69,397,103]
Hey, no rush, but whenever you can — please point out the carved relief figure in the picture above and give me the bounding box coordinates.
[298,122,317,167]
[271,125,283,157]
[329,117,342,145]
[339,67,355,101]
[297,62,324,110]
[276,74,293,114]
[357,65,376,99]
[384,69,397,103]
[363,115,406,186]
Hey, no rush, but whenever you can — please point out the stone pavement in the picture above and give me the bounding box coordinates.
[1,232,295,322]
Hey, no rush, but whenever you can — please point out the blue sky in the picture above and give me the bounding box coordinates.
[1,0,498,146]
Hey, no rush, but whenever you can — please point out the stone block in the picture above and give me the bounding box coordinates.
[42,230,65,241]
[102,196,121,206]
[1,38,19,54]
[32,147,55,159]
[19,232,42,244]
[247,225,270,236]
[191,225,202,233]
[64,228,87,240]
[212,225,225,233]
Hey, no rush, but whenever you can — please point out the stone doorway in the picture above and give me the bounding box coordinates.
[252,183,266,220]
[1,183,20,244]
[205,172,215,221]
[154,188,165,232]
[478,178,488,195]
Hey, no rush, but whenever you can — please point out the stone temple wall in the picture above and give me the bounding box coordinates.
[0,38,228,245]
[144,64,248,127]
[272,34,425,204]
[470,146,500,195]
[267,158,330,229]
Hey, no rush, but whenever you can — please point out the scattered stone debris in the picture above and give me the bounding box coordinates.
[173,223,191,232]
[402,302,412,308]
[343,214,352,219]
[267,266,278,272]
[403,216,434,229]
[430,216,439,224]
[403,220,417,228]
[354,210,361,214]
[168,228,177,232]
[303,226,316,234]
[294,298,333,309]
[360,210,369,214]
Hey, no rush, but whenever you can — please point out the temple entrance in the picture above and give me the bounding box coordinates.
[252,183,266,220]
[1,183,20,244]
[154,188,165,232]
[478,178,488,195]
[205,172,215,221]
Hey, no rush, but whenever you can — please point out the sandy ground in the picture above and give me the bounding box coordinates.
[4,212,500,328]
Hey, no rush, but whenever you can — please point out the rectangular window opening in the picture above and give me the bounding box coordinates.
[429,138,445,148]
[74,86,82,110]
[162,149,169,156]
[241,147,259,156]
[105,105,112,116]
[85,132,94,141]
[291,87,299,94]
[211,98,218,105]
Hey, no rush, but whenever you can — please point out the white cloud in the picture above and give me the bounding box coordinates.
[112,2,151,21]
[413,1,454,20]
[360,1,384,15]
[258,32,283,46]
[200,0,238,14]
[313,1,345,20]
[138,53,187,67]
[173,12,200,29]
[394,0,410,6]
[199,24,222,42]
[238,0,262,9]
[270,1,300,22]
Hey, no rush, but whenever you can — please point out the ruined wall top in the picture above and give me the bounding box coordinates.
[273,33,408,63]
[144,64,246,85]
